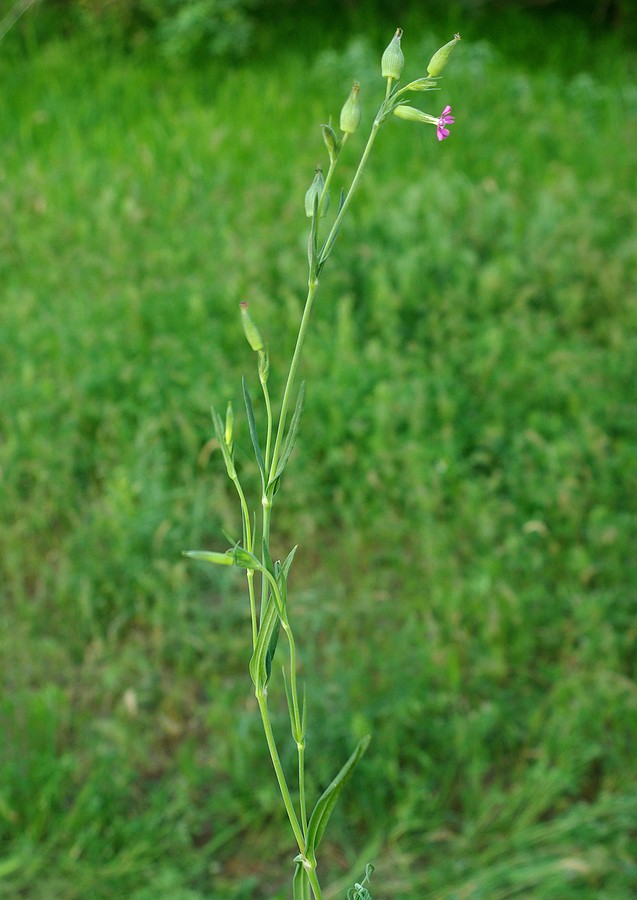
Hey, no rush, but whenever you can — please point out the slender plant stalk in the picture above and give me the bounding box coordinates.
[260,370,274,476]
[186,27,461,899]
[269,276,320,481]
[256,690,305,850]
[235,478,258,644]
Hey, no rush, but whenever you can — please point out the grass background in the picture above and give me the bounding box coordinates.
[2,4,637,898]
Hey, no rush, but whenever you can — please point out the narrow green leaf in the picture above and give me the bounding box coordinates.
[220,527,238,547]
[274,545,297,617]
[282,666,294,728]
[307,192,319,276]
[305,734,371,866]
[280,545,298,582]
[274,559,286,609]
[301,682,307,737]
[317,189,346,272]
[262,540,276,579]
[242,376,265,481]
[264,615,280,686]
[270,382,306,485]
[249,597,278,689]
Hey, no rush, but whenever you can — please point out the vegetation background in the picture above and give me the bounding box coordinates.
[2,0,636,897]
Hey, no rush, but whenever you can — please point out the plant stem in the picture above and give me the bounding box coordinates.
[260,373,274,626]
[270,105,387,483]
[262,383,273,476]
[256,690,305,852]
[318,116,382,267]
[316,138,343,222]
[298,739,308,835]
[246,569,258,649]
[307,866,323,900]
[230,473,257,645]
[281,619,303,738]
[252,98,389,900]
[268,276,320,483]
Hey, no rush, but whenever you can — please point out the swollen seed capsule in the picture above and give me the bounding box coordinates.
[184,550,235,567]
[393,105,436,124]
[240,301,265,352]
[427,33,461,77]
[381,28,404,80]
[304,166,325,217]
[339,81,361,135]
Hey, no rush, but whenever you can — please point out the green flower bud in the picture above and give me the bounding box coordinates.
[240,301,264,352]
[381,28,404,80]
[321,122,339,162]
[339,81,361,134]
[224,401,234,449]
[304,166,325,217]
[427,33,461,77]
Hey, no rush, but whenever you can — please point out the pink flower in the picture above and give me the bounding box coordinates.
[437,105,455,141]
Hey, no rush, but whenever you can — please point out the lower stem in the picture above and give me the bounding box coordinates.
[298,741,307,836]
[256,690,305,852]
[307,865,323,900]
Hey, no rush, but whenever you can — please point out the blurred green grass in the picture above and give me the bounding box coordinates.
[1,13,637,899]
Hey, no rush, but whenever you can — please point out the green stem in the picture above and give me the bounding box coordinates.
[231,472,252,552]
[256,690,305,852]
[281,619,303,747]
[268,276,320,483]
[318,116,382,267]
[231,474,257,645]
[270,108,387,484]
[260,373,274,626]
[298,739,307,835]
[306,865,323,900]
[246,569,257,649]
[261,570,303,743]
[316,137,344,222]
[260,366,273,475]
[249,95,388,900]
